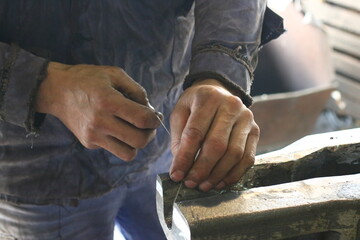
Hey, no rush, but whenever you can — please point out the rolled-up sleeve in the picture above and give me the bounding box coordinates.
[0,42,49,132]
[184,0,267,107]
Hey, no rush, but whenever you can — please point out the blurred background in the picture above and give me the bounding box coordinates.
[250,0,360,154]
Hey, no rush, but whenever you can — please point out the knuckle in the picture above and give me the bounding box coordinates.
[196,86,213,97]
[137,86,148,100]
[170,111,179,125]
[132,141,145,149]
[224,176,240,186]
[183,127,204,144]
[96,95,110,109]
[106,66,124,75]
[87,116,104,132]
[80,139,96,149]
[131,136,146,149]
[206,177,219,185]
[227,96,244,109]
[121,148,137,161]
[133,131,155,149]
[134,112,154,129]
[174,151,195,171]
[171,140,180,155]
[243,153,256,167]
[252,123,260,137]
[227,146,245,160]
[190,169,209,183]
[206,138,227,155]
[170,108,184,128]
[242,108,255,120]
[192,87,218,105]
[82,128,98,144]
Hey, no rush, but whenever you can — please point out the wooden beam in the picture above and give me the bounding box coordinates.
[326,0,360,12]
[302,0,360,35]
[328,75,360,119]
[332,51,360,82]
[325,26,360,58]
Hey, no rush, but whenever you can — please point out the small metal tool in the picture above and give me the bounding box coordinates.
[156,114,171,136]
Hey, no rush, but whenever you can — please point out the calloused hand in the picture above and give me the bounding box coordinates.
[170,79,259,191]
[36,62,160,161]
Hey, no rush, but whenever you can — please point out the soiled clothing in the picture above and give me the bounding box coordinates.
[0,175,166,240]
[0,1,282,205]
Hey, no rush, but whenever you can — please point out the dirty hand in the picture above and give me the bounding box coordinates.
[169,79,259,191]
[36,62,160,161]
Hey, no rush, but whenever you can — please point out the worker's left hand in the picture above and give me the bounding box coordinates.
[169,79,259,192]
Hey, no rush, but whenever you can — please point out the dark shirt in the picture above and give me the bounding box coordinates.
[0,0,281,205]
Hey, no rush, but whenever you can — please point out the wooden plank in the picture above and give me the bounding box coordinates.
[326,0,360,12]
[332,51,360,82]
[336,75,360,101]
[325,26,360,58]
[328,75,360,119]
[302,0,360,35]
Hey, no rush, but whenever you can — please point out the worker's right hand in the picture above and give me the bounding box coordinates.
[35,62,160,161]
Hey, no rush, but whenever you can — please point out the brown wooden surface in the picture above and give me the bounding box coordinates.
[325,26,360,59]
[302,0,360,35]
[328,75,360,119]
[326,0,360,12]
[332,51,360,82]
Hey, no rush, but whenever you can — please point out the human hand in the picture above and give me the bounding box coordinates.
[169,79,259,191]
[36,62,160,161]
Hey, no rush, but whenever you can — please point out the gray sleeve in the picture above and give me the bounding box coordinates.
[184,0,267,107]
[0,42,49,132]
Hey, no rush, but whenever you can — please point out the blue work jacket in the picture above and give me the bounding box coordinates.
[0,0,283,205]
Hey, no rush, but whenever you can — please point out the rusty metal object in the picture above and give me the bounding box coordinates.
[251,86,334,153]
[157,128,360,240]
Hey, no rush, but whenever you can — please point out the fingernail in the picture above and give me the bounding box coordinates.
[199,181,213,192]
[215,181,226,190]
[170,170,184,182]
[184,180,197,189]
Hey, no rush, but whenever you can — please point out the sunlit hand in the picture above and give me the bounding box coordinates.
[170,79,259,191]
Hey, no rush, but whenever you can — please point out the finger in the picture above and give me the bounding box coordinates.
[170,105,189,155]
[215,128,259,189]
[103,116,157,149]
[183,106,237,189]
[109,67,149,106]
[169,105,190,182]
[97,135,138,162]
[170,102,218,183]
[106,90,160,129]
[197,118,251,191]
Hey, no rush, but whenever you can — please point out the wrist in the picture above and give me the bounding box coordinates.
[184,73,253,107]
[35,61,70,115]
[190,78,235,94]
